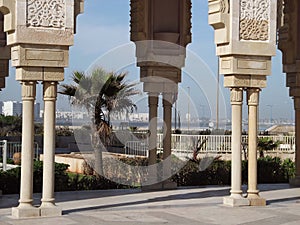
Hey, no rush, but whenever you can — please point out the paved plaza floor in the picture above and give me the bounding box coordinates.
[0,184,299,225]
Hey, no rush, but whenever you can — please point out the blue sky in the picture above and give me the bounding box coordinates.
[0,0,294,121]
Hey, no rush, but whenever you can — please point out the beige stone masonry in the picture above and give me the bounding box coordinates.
[11,45,69,68]
[0,0,85,219]
[15,67,64,82]
[278,0,300,188]
[224,75,267,88]
[220,56,272,76]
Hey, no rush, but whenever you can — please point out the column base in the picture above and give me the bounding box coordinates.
[289,176,300,187]
[223,195,250,207]
[40,204,62,217]
[247,196,266,206]
[142,180,177,191]
[12,206,40,218]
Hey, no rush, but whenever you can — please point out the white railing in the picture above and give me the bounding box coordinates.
[0,140,8,171]
[124,141,149,157]
[156,134,295,159]
[0,140,40,162]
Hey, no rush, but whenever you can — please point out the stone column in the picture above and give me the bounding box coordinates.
[290,97,300,186]
[163,93,172,158]
[162,93,176,189]
[12,81,40,218]
[148,93,159,166]
[247,88,266,206]
[224,87,249,206]
[40,81,62,216]
[147,92,159,185]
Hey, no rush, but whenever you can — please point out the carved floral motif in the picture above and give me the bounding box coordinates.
[240,0,270,41]
[27,0,66,28]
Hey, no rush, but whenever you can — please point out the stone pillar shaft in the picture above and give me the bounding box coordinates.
[247,88,266,205]
[295,108,300,177]
[19,82,36,206]
[230,88,243,196]
[163,94,172,159]
[148,93,159,165]
[40,81,61,216]
[224,88,249,206]
[247,89,259,196]
[163,93,173,179]
[292,97,300,186]
[12,81,40,218]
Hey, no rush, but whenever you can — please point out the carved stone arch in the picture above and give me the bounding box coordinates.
[0,1,13,90]
[0,0,16,33]
[74,0,85,34]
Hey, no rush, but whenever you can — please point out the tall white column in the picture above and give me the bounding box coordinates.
[40,81,62,216]
[247,88,266,206]
[223,87,249,206]
[12,81,40,218]
[290,97,300,186]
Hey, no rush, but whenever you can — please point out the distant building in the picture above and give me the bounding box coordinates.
[34,102,40,120]
[265,125,295,135]
[1,101,40,120]
[128,113,149,122]
[2,101,22,116]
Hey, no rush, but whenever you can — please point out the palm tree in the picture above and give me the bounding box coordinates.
[59,68,139,177]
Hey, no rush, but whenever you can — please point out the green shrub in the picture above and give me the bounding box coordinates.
[0,161,70,194]
[0,167,21,194]
[172,159,231,186]
[173,156,295,186]
[0,156,296,194]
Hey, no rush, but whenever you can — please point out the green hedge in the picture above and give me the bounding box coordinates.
[0,156,296,194]
[172,156,295,186]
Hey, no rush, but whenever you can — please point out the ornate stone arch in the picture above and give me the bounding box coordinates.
[0,0,14,90]
[0,0,16,33]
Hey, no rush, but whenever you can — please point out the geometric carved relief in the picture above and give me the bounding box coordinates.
[0,13,6,47]
[27,0,66,28]
[130,0,147,41]
[240,0,270,41]
[230,87,243,103]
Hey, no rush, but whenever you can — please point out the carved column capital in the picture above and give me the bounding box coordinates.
[163,92,176,107]
[43,81,57,101]
[247,88,260,106]
[230,88,243,105]
[21,81,36,101]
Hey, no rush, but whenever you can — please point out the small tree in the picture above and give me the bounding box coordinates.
[257,137,281,158]
[59,68,139,177]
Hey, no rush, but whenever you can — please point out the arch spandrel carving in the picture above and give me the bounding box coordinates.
[26,0,66,29]
[239,0,270,41]
[278,0,298,66]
